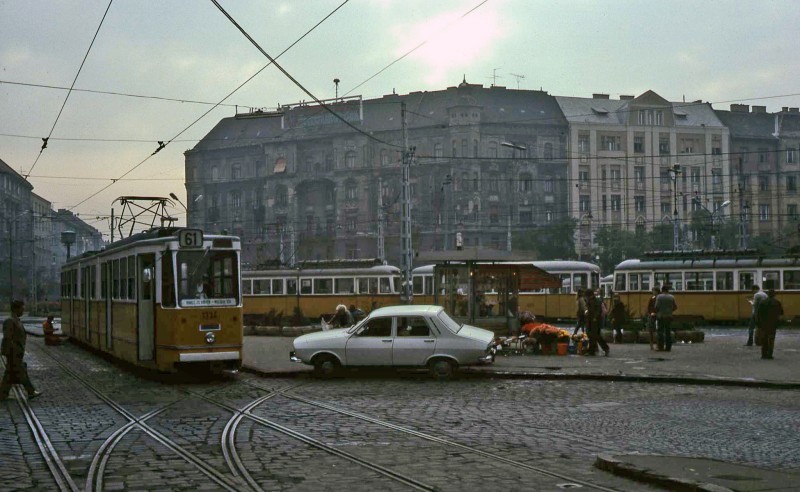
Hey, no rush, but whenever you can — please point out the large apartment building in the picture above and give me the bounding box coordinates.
[185,81,570,267]
[556,91,730,254]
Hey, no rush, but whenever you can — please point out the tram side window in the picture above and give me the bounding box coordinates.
[300,279,312,294]
[358,278,378,294]
[686,271,713,291]
[314,278,333,294]
[574,273,588,292]
[413,275,424,295]
[560,274,571,294]
[739,271,755,291]
[762,270,780,290]
[242,279,252,295]
[715,271,734,291]
[128,256,136,300]
[784,270,800,290]
[253,279,270,295]
[614,274,626,292]
[120,257,128,300]
[380,277,393,294]
[161,254,176,308]
[72,270,78,299]
[655,272,682,291]
[286,278,297,295]
[100,263,107,300]
[629,274,639,292]
[335,278,355,294]
[271,279,284,295]
[91,265,97,299]
[113,260,120,299]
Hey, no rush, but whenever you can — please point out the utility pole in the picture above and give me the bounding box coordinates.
[278,224,285,265]
[377,177,385,263]
[400,102,414,303]
[289,224,296,268]
[669,164,682,251]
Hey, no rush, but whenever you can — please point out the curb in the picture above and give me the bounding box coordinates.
[595,454,732,492]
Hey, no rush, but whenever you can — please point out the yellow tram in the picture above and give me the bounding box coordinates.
[60,228,243,373]
[613,255,800,322]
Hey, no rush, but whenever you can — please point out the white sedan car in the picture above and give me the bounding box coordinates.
[290,305,496,379]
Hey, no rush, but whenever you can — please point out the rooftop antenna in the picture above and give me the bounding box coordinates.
[492,68,501,86]
[509,73,526,90]
[334,78,340,102]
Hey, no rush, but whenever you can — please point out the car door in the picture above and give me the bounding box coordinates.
[345,316,394,366]
[392,316,436,366]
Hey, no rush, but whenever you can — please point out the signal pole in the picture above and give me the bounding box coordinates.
[400,102,414,303]
[377,177,385,263]
[669,164,682,251]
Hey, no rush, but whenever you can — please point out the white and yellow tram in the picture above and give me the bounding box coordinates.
[613,256,800,322]
[60,228,243,373]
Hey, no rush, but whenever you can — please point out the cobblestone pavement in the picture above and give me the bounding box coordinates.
[1,334,798,491]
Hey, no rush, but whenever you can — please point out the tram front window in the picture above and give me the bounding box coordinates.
[177,250,239,307]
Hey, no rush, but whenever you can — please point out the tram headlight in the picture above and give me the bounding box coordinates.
[205,332,216,344]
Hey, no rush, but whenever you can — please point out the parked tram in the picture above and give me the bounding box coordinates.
[517,261,602,319]
[613,255,800,322]
[242,261,406,321]
[60,228,243,373]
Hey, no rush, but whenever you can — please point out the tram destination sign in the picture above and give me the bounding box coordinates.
[179,229,203,248]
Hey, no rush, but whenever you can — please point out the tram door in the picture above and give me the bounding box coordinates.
[137,254,156,361]
[104,262,113,349]
[82,266,91,341]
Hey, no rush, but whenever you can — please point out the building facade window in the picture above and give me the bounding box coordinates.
[610,195,621,211]
[634,136,644,153]
[634,166,645,182]
[433,143,443,158]
[789,204,799,220]
[544,178,554,193]
[787,175,797,193]
[488,141,497,158]
[345,151,356,169]
[635,196,645,212]
[231,191,241,209]
[579,195,590,212]
[787,148,796,164]
[543,142,553,160]
[519,173,533,192]
[759,175,769,191]
[759,204,770,222]
[758,148,768,163]
[600,135,621,151]
[659,138,670,155]
[578,133,589,153]
[380,149,389,166]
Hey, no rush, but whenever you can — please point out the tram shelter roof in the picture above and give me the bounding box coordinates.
[416,249,561,289]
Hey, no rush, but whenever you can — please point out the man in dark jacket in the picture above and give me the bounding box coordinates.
[585,289,610,356]
[654,284,678,351]
[756,289,783,360]
[645,287,660,350]
[1,300,41,401]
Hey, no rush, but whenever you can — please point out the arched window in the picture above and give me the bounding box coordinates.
[345,179,358,200]
[275,185,288,206]
[519,173,533,192]
[345,151,356,169]
[461,139,468,157]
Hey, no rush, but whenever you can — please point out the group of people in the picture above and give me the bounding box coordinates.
[326,304,366,329]
[572,288,621,356]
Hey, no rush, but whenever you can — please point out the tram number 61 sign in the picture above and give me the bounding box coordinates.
[179,229,203,248]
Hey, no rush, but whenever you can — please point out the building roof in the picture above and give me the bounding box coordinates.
[190,82,568,152]
[714,110,778,140]
[0,157,34,191]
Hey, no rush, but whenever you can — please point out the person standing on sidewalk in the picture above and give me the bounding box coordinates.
[746,285,768,346]
[572,289,586,336]
[610,295,626,343]
[585,289,610,356]
[654,285,677,352]
[646,287,660,350]
[0,300,41,401]
[756,288,783,360]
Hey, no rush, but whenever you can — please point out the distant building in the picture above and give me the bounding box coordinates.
[556,91,731,253]
[714,105,800,247]
[52,209,104,262]
[185,80,571,267]
[0,157,34,304]
[31,193,60,302]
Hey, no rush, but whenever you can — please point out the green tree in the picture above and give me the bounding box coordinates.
[594,225,649,272]
[648,223,673,251]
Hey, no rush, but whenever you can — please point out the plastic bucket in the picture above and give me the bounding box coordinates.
[557,343,568,356]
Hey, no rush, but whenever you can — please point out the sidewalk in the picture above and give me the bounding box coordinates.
[242,329,800,388]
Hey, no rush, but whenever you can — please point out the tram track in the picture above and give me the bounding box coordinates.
[280,390,619,492]
[36,346,247,492]
[0,357,79,492]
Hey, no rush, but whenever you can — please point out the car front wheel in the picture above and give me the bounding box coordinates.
[313,354,340,378]
[428,358,457,380]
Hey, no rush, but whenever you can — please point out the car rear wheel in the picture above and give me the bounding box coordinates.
[313,354,340,378]
[428,358,457,380]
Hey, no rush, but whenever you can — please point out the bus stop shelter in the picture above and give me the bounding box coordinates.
[416,249,561,334]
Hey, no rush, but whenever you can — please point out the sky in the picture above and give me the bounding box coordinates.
[2,0,799,240]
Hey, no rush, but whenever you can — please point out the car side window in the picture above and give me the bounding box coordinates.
[358,317,392,337]
[396,316,431,337]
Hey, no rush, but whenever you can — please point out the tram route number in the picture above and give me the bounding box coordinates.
[179,229,203,248]
[201,310,218,321]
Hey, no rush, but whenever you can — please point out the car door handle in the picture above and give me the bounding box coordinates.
[424,339,435,343]
[382,339,393,343]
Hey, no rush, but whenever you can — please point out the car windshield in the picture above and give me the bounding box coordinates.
[436,310,462,333]
[177,250,239,307]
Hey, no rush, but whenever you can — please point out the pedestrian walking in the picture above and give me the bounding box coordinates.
[746,285,768,346]
[572,289,587,336]
[646,287,660,350]
[585,289,610,356]
[654,285,677,351]
[756,288,783,360]
[1,300,42,401]
[610,295,625,343]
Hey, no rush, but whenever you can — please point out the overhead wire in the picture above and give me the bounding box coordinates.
[24,0,114,180]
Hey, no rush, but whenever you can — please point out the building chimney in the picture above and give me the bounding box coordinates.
[790,108,799,113]
[619,95,634,100]
[592,93,610,99]
[751,106,767,113]
[730,104,749,112]
[782,107,789,112]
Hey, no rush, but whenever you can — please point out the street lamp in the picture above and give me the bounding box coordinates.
[693,198,730,250]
